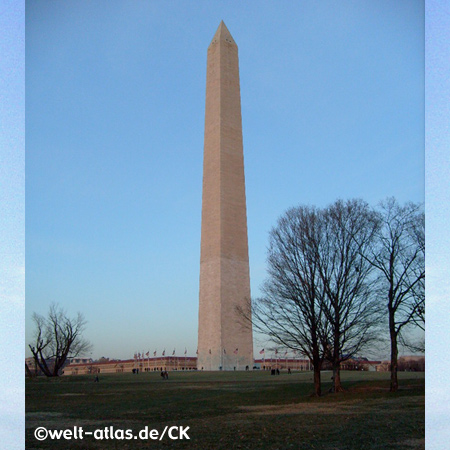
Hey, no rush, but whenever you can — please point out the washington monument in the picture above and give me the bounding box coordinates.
[197,22,253,370]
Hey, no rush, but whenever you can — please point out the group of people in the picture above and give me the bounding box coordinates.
[95,367,293,381]
[94,368,170,381]
[270,367,292,375]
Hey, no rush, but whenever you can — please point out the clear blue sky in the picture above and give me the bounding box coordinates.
[25,0,424,361]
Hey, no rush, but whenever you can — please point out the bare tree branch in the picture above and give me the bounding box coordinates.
[28,303,93,377]
[368,198,425,392]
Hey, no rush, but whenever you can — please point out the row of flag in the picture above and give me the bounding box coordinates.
[134,347,243,359]
[222,348,239,355]
[202,348,240,355]
[134,349,188,359]
[259,349,299,356]
[134,348,299,359]
[196,348,240,355]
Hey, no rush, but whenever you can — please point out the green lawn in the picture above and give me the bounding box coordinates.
[26,370,424,450]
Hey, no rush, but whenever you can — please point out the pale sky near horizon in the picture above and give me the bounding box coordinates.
[24,0,425,361]
[1,1,450,449]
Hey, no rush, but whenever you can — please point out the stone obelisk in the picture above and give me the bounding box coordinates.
[197,21,253,371]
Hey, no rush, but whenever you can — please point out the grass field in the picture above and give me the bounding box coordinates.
[26,370,424,450]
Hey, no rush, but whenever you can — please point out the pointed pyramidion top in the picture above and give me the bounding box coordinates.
[209,20,236,47]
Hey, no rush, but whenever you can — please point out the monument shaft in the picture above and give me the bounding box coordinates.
[198,22,253,370]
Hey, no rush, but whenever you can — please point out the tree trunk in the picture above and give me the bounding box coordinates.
[313,362,322,397]
[389,318,399,392]
[331,326,344,392]
[31,349,53,377]
[332,363,344,392]
[53,357,62,377]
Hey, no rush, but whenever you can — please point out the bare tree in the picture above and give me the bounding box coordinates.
[409,209,425,333]
[241,205,329,396]
[28,303,92,377]
[239,200,380,395]
[369,198,425,392]
[317,199,381,392]
[399,215,425,355]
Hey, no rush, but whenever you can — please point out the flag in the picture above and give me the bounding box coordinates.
[233,348,238,355]
[284,351,288,356]
[162,350,165,356]
[172,349,176,356]
[184,348,187,355]
[153,350,157,357]
[146,351,149,357]
[137,352,140,359]
[259,348,265,355]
